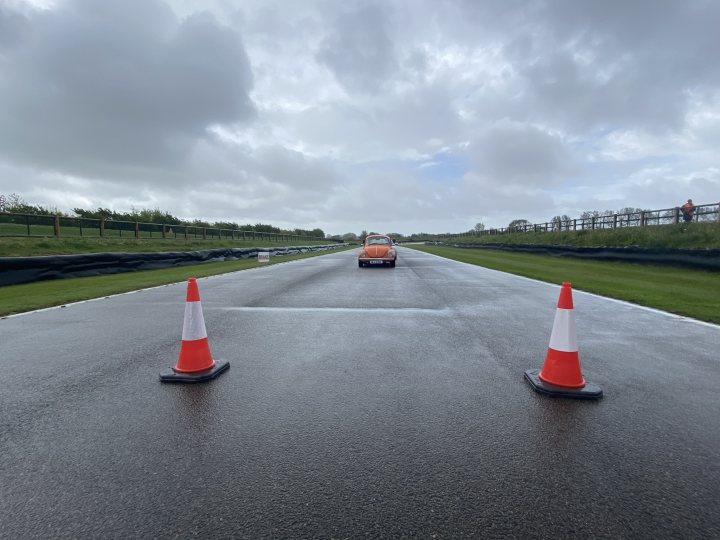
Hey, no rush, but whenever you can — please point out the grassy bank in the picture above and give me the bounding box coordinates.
[439,222,720,249]
[0,247,352,317]
[407,244,720,324]
[0,236,332,257]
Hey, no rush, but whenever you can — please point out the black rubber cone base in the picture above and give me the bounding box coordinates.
[160,360,230,383]
[524,369,602,400]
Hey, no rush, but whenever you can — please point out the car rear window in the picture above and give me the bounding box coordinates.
[366,237,390,245]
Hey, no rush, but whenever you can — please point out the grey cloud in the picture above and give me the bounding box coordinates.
[0,4,30,49]
[0,0,255,179]
[404,0,720,135]
[254,146,341,192]
[500,0,720,132]
[2,0,719,235]
[266,80,465,162]
[468,123,576,186]
[316,2,398,94]
[325,167,556,234]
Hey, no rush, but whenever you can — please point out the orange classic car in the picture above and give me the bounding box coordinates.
[358,234,397,268]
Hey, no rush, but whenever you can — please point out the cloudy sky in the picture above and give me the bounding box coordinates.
[1,0,718,235]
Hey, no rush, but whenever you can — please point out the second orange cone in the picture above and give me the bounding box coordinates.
[524,282,602,399]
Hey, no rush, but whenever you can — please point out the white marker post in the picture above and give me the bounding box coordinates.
[257,252,270,263]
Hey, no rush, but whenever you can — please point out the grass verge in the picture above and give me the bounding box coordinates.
[0,247,352,317]
[407,244,720,324]
[438,221,720,249]
[0,236,332,257]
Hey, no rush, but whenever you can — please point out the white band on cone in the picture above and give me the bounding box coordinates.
[548,308,578,352]
[182,301,208,341]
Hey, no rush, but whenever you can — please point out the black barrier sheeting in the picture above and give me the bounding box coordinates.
[430,243,720,271]
[0,245,343,286]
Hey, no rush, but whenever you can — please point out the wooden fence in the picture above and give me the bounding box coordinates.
[453,202,720,239]
[0,213,329,243]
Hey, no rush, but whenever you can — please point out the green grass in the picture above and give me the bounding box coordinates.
[407,244,720,324]
[441,221,720,249]
[0,236,332,257]
[0,247,352,317]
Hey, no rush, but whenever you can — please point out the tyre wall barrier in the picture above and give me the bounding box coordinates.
[429,243,720,271]
[0,244,346,286]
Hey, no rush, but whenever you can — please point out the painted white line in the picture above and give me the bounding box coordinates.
[216,306,448,314]
[0,281,184,320]
[406,247,720,330]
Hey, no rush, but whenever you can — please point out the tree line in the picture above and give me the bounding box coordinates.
[0,193,325,239]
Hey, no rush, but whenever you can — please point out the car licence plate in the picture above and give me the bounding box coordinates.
[369,259,383,265]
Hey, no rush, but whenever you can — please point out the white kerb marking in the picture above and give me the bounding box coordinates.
[548,308,578,352]
[182,301,208,341]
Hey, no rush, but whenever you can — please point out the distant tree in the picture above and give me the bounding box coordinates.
[616,207,645,215]
[550,214,572,231]
[190,218,212,228]
[254,223,281,234]
[3,193,60,215]
[581,209,614,220]
[72,206,182,223]
[473,222,485,232]
[75,207,114,220]
[610,207,649,226]
[213,221,239,230]
[508,219,530,232]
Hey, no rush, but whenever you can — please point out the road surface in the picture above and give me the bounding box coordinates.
[1,247,718,538]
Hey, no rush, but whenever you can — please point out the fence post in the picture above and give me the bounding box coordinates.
[591,217,596,230]
[202,228,206,240]
[673,207,679,224]
[573,219,577,231]
[100,218,105,238]
[135,222,139,239]
[53,215,60,238]
[717,203,720,222]
[613,214,618,228]
[640,211,645,226]
[161,224,166,239]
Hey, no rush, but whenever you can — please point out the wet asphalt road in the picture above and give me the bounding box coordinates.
[1,247,719,539]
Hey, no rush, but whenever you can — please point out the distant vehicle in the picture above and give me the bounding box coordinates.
[358,234,397,268]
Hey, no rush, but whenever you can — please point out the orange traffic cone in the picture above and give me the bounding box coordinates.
[160,277,229,383]
[524,282,602,399]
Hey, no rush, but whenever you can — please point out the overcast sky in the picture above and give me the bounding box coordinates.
[1,0,718,235]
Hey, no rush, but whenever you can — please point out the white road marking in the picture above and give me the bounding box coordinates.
[410,248,720,330]
[215,306,449,314]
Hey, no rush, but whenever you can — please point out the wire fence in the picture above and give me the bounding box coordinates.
[0,212,329,243]
[451,202,720,239]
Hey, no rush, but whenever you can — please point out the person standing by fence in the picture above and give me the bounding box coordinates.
[681,199,695,222]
